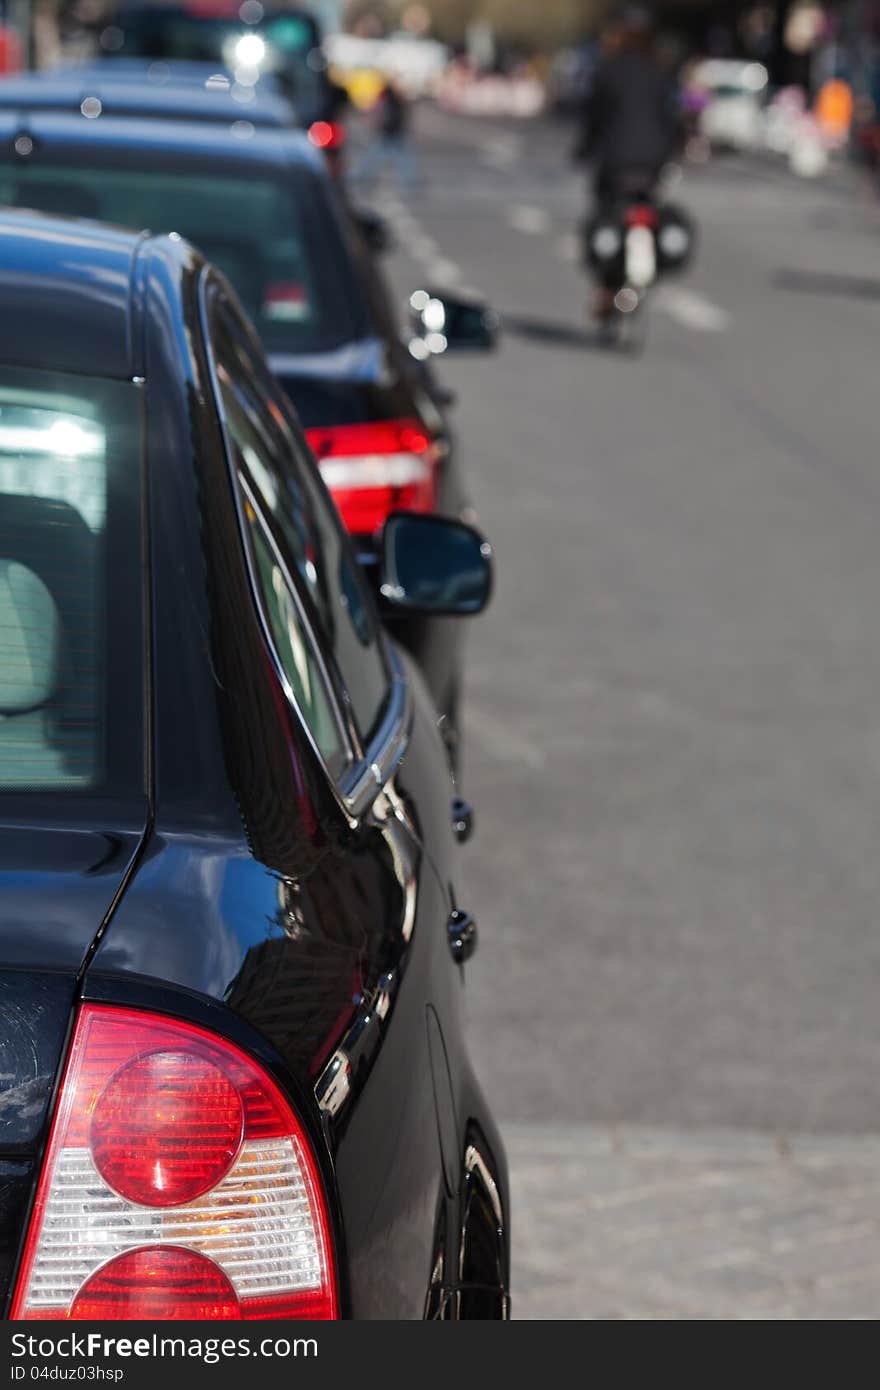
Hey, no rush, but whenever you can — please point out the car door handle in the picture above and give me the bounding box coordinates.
[451,797,474,844]
[447,908,477,964]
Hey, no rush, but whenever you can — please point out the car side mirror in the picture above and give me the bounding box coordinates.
[408,288,499,357]
[355,208,394,254]
[379,512,493,616]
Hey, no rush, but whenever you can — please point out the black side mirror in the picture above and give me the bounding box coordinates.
[409,288,499,357]
[379,512,493,617]
[354,208,393,254]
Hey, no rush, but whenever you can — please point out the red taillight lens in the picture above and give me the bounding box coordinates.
[625,204,659,228]
[308,120,346,151]
[262,281,310,322]
[90,1053,244,1207]
[306,418,438,535]
[11,1006,337,1321]
[69,1247,241,1321]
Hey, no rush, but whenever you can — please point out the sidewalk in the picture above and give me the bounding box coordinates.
[507,1123,880,1319]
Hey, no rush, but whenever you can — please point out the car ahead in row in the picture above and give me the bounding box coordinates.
[95,0,334,125]
[0,209,508,1320]
[0,61,299,128]
[0,108,496,756]
[0,60,359,173]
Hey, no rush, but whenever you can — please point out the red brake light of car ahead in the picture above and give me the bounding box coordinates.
[10,1005,337,1321]
[308,120,346,151]
[625,205,659,229]
[306,418,439,535]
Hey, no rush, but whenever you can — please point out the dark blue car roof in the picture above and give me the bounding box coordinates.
[0,66,295,128]
[0,208,188,379]
[58,58,289,92]
[0,109,320,171]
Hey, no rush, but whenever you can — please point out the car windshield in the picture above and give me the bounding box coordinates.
[0,160,367,354]
[0,365,142,802]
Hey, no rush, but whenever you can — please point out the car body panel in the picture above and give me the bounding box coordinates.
[0,69,296,127]
[0,212,139,378]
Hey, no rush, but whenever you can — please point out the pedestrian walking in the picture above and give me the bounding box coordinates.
[353,78,419,193]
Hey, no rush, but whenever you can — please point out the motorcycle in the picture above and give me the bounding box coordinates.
[585,174,695,351]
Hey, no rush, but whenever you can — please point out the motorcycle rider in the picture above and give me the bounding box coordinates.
[575,9,682,316]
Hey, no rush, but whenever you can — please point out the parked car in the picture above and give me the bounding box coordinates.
[0,110,496,755]
[0,61,298,126]
[688,59,769,153]
[0,59,354,175]
[0,209,509,1320]
[95,1,333,124]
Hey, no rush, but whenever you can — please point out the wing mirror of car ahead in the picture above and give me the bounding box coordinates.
[355,208,394,254]
[379,512,493,617]
[408,288,499,358]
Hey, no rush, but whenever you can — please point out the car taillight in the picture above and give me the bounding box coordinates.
[10,1005,337,1321]
[263,281,310,322]
[624,204,659,229]
[308,121,346,151]
[306,418,439,535]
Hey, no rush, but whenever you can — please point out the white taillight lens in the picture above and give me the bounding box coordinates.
[625,225,657,288]
[11,1005,337,1320]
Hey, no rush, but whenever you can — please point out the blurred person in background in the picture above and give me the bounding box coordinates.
[353,76,419,193]
[575,7,681,203]
[574,7,682,310]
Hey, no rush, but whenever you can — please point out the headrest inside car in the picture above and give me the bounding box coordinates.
[0,560,60,714]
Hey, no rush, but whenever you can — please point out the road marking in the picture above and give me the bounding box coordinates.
[655,286,730,332]
[481,134,522,169]
[410,233,439,259]
[426,257,462,287]
[556,231,582,263]
[377,198,482,301]
[507,202,552,235]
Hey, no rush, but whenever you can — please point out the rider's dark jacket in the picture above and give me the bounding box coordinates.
[576,49,681,180]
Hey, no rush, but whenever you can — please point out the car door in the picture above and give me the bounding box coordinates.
[203,280,461,1318]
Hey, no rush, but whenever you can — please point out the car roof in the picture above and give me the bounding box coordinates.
[65,58,285,90]
[0,208,186,379]
[0,67,296,127]
[111,1,317,24]
[0,109,320,170]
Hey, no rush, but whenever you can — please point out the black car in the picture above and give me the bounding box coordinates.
[0,110,494,755]
[95,2,333,123]
[0,209,508,1320]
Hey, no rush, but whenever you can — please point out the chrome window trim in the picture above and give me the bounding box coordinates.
[199,268,411,826]
[339,644,410,821]
[237,470,356,768]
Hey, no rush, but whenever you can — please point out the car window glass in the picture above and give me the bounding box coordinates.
[211,300,390,749]
[0,163,368,355]
[241,491,344,777]
[0,367,142,798]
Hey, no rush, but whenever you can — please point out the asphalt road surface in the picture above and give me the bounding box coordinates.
[368,107,880,1317]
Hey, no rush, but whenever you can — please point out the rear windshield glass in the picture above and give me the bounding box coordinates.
[0,161,366,355]
[100,7,322,103]
[0,366,142,800]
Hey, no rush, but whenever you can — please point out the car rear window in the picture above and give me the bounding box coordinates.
[0,161,368,355]
[0,366,142,801]
[99,8,324,104]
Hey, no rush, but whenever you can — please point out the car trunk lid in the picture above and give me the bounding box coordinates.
[0,824,144,1312]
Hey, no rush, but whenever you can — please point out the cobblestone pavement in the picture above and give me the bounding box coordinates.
[507,1124,880,1318]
